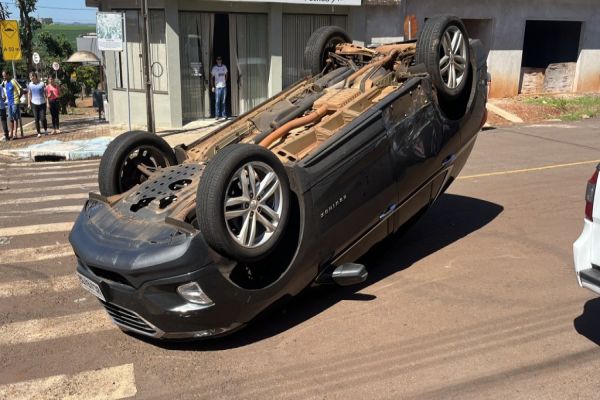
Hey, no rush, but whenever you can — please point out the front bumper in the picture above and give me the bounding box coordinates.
[70,201,270,340]
[77,261,244,339]
[573,218,600,295]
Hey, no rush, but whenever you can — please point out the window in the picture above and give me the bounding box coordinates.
[114,9,168,92]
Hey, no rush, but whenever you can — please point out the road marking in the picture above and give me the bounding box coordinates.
[0,193,88,206]
[458,159,600,180]
[0,167,98,178]
[0,364,137,400]
[0,159,99,169]
[0,309,114,345]
[2,175,97,185]
[0,205,83,217]
[0,222,74,237]
[1,183,96,194]
[0,274,79,298]
[0,243,73,265]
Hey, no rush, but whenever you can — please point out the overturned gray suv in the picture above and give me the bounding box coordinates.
[70,15,488,340]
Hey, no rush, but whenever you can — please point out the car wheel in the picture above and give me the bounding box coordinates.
[98,131,176,196]
[416,15,470,101]
[304,26,351,76]
[197,143,290,262]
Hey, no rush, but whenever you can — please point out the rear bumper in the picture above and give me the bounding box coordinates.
[573,218,600,295]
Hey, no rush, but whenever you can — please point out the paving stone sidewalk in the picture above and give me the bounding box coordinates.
[0,115,228,161]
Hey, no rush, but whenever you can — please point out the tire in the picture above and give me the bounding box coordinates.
[304,26,351,76]
[416,15,470,101]
[98,131,176,196]
[197,143,291,262]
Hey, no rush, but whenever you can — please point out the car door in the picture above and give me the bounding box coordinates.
[383,80,461,227]
[300,110,397,259]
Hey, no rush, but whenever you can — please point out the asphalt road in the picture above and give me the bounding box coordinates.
[1,119,600,399]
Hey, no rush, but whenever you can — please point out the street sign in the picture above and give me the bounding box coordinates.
[32,52,40,64]
[0,20,22,61]
[52,62,60,71]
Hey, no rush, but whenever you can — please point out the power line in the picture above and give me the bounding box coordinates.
[3,1,96,12]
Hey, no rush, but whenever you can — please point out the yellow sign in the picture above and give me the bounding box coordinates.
[0,20,21,61]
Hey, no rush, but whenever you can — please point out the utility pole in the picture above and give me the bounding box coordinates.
[140,0,155,133]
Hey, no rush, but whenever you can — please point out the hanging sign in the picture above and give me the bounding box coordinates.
[0,20,22,61]
[96,12,124,51]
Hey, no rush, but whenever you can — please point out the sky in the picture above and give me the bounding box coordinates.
[4,0,97,24]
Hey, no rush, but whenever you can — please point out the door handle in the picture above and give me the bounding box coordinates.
[442,154,456,167]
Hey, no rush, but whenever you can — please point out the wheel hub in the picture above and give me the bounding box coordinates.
[224,161,283,249]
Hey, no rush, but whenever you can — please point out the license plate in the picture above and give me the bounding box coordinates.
[78,273,106,302]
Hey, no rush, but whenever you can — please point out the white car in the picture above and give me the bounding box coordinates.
[574,164,600,293]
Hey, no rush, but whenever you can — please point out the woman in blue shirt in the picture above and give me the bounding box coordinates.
[28,72,48,137]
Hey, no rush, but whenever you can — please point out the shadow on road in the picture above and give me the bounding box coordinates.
[574,298,600,346]
[149,193,503,351]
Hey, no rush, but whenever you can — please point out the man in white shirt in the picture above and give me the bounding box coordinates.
[211,56,228,120]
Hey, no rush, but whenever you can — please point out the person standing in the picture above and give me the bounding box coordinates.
[0,83,8,141]
[28,72,48,138]
[211,56,228,120]
[45,76,61,134]
[2,70,22,139]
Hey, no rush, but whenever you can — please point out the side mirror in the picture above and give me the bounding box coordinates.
[332,263,368,286]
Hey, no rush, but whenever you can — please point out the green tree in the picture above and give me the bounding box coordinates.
[17,0,40,73]
[0,2,10,20]
[0,2,11,74]
[37,31,79,111]
[75,65,100,96]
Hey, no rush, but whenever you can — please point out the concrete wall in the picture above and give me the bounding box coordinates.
[406,0,600,97]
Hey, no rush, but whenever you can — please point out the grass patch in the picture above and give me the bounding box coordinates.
[38,24,96,50]
[524,95,600,121]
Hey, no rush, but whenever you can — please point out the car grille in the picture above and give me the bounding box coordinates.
[99,300,163,338]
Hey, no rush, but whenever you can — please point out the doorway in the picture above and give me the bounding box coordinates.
[211,13,232,118]
[521,20,582,68]
[179,11,269,123]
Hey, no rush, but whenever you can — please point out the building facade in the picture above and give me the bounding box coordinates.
[86,0,600,129]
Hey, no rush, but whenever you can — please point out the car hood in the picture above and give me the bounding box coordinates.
[69,198,219,288]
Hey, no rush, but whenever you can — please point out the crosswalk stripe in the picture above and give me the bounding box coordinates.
[0,159,100,169]
[0,243,73,264]
[0,309,114,345]
[5,175,97,185]
[0,363,137,400]
[0,167,98,178]
[0,205,83,217]
[0,193,88,206]
[0,222,74,237]
[0,274,79,298]
[1,183,96,194]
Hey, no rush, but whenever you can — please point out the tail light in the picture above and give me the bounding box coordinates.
[585,167,599,221]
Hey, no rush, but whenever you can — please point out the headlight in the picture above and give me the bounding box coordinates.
[177,282,214,306]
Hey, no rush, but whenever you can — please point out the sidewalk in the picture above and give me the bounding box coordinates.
[0,115,228,161]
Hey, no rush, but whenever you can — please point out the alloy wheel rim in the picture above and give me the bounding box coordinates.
[439,25,467,90]
[224,161,283,249]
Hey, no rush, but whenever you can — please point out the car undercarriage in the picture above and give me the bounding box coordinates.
[71,16,489,340]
